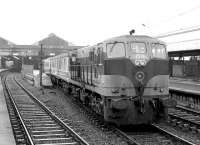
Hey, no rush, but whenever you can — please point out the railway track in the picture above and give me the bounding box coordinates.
[169,88,200,132]
[2,73,89,145]
[4,72,197,145]
[169,105,200,132]
[117,124,196,145]
[52,83,195,145]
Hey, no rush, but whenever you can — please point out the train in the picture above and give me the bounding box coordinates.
[43,34,177,126]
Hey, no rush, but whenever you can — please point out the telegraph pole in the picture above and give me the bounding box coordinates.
[40,44,44,94]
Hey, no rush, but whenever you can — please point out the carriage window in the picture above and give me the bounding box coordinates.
[107,42,125,58]
[151,43,166,58]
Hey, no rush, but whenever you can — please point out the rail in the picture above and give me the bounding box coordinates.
[4,75,34,145]
[14,76,89,145]
[152,124,196,145]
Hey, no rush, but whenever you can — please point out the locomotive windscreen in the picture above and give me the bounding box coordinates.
[107,42,126,58]
[151,43,167,59]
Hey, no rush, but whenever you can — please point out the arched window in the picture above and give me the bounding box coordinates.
[151,43,166,59]
[107,42,125,58]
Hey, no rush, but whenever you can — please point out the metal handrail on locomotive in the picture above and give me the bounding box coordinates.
[44,34,177,126]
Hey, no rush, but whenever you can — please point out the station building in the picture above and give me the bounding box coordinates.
[0,33,84,70]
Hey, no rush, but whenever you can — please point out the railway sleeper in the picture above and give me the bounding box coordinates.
[33,137,74,144]
[33,133,67,139]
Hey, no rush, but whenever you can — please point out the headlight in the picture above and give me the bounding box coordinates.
[140,60,146,66]
[135,59,146,66]
[135,71,145,81]
[135,60,140,66]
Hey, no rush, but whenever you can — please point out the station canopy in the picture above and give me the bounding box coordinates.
[168,49,200,57]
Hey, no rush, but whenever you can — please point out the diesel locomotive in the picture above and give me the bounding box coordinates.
[44,34,176,126]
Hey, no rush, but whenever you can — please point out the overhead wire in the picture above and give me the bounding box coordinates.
[154,5,200,38]
[156,26,200,38]
[167,38,200,45]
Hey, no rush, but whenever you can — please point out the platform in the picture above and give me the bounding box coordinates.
[0,79,16,144]
[169,77,200,94]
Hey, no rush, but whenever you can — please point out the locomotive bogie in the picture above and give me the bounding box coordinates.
[104,98,165,125]
[103,93,171,125]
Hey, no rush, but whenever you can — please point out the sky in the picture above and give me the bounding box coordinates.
[1,0,200,51]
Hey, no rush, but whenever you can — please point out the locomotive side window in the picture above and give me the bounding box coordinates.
[97,47,102,64]
[151,43,166,59]
[89,48,95,61]
[64,58,67,72]
[107,42,125,58]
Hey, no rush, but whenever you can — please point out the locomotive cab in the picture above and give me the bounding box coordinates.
[103,35,176,125]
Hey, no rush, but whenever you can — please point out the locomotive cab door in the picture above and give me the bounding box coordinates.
[97,44,104,77]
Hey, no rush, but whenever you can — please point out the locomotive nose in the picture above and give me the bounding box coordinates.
[135,71,145,81]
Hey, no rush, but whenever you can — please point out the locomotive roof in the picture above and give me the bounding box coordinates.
[104,35,165,44]
[69,35,166,54]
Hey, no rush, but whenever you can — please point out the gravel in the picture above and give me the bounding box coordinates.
[157,122,200,145]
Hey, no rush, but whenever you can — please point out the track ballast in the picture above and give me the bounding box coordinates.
[2,72,89,145]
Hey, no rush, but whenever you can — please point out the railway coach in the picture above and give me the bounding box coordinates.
[44,34,176,126]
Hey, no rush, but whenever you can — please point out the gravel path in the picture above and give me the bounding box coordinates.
[16,75,128,145]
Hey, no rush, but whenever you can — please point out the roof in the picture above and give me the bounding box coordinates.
[37,33,69,48]
[11,45,39,49]
[104,35,165,44]
[0,37,15,48]
[168,49,200,57]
